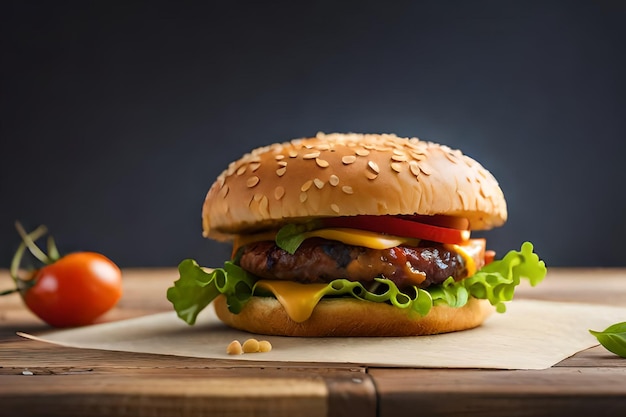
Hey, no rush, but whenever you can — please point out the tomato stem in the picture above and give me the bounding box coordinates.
[15,222,52,264]
[8,224,48,286]
[47,236,60,261]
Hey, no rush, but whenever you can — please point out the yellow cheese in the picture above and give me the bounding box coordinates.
[232,228,421,253]
[444,243,477,277]
[255,280,328,322]
[305,228,421,250]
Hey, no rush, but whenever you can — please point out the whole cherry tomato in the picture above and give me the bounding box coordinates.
[2,223,123,327]
[23,252,122,327]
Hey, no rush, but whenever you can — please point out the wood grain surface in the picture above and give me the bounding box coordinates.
[1,268,626,416]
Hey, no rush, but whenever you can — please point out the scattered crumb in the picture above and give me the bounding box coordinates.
[242,338,260,353]
[226,340,243,355]
[227,338,272,354]
[258,340,272,352]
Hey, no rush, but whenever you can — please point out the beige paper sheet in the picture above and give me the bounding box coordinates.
[19,299,626,370]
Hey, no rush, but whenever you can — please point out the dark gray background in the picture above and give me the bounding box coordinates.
[2,1,625,268]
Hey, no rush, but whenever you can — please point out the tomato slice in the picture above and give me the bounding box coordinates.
[321,215,470,245]
[400,214,470,231]
[484,250,496,265]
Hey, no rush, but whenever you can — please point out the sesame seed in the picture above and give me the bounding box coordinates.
[368,161,380,173]
[288,150,298,158]
[341,185,354,194]
[391,162,403,173]
[236,165,247,176]
[277,161,288,167]
[249,162,261,172]
[275,154,285,160]
[314,178,324,189]
[444,151,459,164]
[303,151,321,159]
[276,167,287,177]
[410,152,426,161]
[274,186,285,200]
[247,176,260,187]
[315,158,329,168]
[259,195,270,217]
[419,163,432,175]
[342,155,357,164]
[329,175,340,186]
[409,160,421,176]
[391,154,408,162]
[356,149,370,157]
[301,180,313,192]
[300,192,308,203]
[330,203,340,213]
[219,184,229,198]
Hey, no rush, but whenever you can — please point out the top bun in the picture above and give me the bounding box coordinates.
[202,132,507,240]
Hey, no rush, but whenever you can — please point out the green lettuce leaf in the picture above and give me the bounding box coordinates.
[167,242,546,325]
[431,241,547,313]
[166,259,255,324]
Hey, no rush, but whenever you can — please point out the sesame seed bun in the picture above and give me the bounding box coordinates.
[202,132,507,241]
[213,294,495,337]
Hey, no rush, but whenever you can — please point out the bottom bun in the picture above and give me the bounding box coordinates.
[214,295,494,337]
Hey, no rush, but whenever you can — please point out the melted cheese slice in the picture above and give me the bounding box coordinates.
[255,280,328,322]
[444,243,477,277]
[233,228,421,254]
[305,228,420,249]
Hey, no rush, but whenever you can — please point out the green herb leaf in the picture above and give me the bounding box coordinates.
[275,222,320,254]
[589,322,626,358]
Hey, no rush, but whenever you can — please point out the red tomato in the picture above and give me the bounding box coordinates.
[322,215,470,244]
[484,250,496,265]
[23,252,122,327]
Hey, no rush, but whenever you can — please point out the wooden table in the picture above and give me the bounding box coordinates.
[2,267,626,416]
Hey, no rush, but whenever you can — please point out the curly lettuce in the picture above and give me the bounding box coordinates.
[167,260,255,325]
[167,242,546,325]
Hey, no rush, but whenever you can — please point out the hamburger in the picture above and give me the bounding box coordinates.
[168,132,546,336]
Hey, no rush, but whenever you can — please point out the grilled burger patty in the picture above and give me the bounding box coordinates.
[238,238,485,290]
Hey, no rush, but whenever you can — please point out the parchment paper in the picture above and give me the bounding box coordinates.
[18,299,626,370]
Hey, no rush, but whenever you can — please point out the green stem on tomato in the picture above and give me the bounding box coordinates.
[46,236,60,262]
[9,224,48,284]
[14,222,52,264]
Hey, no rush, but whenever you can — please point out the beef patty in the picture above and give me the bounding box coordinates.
[238,238,485,290]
